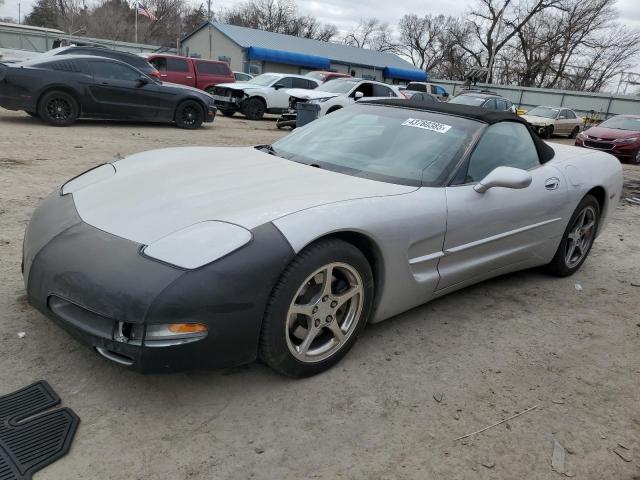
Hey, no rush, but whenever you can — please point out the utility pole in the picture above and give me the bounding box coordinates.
[134,2,138,44]
[207,0,212,20]
[18,2,21,24]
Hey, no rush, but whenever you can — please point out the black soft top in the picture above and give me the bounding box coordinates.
[362,98,555,163]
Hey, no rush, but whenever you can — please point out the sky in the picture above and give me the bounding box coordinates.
[2,0,640,29]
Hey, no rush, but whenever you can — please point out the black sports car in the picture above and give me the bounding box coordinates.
[0,55,216,129]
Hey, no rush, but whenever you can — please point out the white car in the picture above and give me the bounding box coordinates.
[209,73,320,120]
[286,78,403,118]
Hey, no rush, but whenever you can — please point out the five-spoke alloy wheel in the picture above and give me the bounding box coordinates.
[260,239,374,377]
[547,194,600,276]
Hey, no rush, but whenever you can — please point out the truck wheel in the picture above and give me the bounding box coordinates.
[175,100,204,129]
[244,98,266,120]
[38,91,79,126]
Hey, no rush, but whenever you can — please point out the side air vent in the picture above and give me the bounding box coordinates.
[50,61,80,72]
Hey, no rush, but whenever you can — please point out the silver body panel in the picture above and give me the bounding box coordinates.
[71,142,622,325]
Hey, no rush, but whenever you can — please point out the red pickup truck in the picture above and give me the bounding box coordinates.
[145,54,235,92]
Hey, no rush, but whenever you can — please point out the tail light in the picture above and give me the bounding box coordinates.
[148,69,161,79]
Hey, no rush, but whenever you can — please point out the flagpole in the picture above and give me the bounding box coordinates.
[134,3,138,43]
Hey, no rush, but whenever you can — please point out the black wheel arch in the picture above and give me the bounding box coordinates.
[326,106,343,114]
[176,97,207,116]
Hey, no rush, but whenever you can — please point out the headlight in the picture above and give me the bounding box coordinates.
[143,221,252,269]
[308,97,333,104]
[61,163,116,195]
[613,137,639,145]
[577,132,587,140]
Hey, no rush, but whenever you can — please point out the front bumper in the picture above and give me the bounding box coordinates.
[23,191,295,373]
[574,137,640,162]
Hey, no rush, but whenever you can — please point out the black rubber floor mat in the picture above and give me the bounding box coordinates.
[0,381,79,480]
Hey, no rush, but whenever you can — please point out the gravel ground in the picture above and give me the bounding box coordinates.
[0,110,639,480]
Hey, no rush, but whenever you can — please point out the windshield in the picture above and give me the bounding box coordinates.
[449,95,486,106]
[317,79,358,94]
[599,116,640,132]
[271,105,481,186]
[247,74,280,86]
[526,106,559,118]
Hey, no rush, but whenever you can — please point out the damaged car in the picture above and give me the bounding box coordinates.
[521,106,582,139]
[23,100,622,377]
[209,73,320,120]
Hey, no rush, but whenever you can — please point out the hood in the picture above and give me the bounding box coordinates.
[521,115,554,125]
[71,147,414,245]
[215,82,261,91]
[162,82,212,98]
[582,126,640,140]
[287,88,342,101]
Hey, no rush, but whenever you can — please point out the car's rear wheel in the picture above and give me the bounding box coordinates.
[546,194,600,277]
[175,100,204,129]
[38,91,78,126]
[243,98,266,120]
[569,126,580,139]
[259,239,374,377]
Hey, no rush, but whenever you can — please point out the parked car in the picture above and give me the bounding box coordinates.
[402,90,440,103]
[575,114,640,164]
[277,78,403,127]
[144,54,235,92]
[404,82,449,101]
[210,73,320,120]
[0,55,216,129]
[22,100,622,376]
[40,46,161,79]
[305,71,351,83]
[521,106,581,139]
[233,71,253,82]
[449,90,516,112]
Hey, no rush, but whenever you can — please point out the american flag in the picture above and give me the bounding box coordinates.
[137,4,157,21]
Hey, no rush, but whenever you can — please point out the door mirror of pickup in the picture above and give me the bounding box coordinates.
[474,166,532,193]
[137,76,150,87]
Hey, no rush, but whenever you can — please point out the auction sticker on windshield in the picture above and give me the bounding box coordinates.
[401,118,452,134]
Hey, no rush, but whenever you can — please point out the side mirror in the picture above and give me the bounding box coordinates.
[474,166,532,193]
[137,76,149,87]
[354,91,364,100]
[273,83,285,90]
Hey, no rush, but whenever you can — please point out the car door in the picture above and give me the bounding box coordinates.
[270,76,295,109]
[555,109,569,134]
[86,59,161,119]
[437,121,568,291]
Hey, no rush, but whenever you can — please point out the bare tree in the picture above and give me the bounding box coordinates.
[342,18,396,52]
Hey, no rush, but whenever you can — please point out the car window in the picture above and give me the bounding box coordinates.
[353,82,375,97]
[196,61,229,75]
[449,95,486,107]
[495,99,506,111]
[274,77,294,88]
[558,110,568,119]
[292,78,314,89]
[462,122,540,183]
[149,57,166,72]
[483,99,498,111]
[565,110,576,119]
[373,84,395,97]
[167,58,189,72]
[272,105,481,187]
[89,60,140,81]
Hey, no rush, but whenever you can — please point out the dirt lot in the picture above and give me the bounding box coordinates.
[1,110,639,480]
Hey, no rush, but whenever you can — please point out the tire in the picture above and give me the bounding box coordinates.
[546,194,600,277]
[569,126,580,139]
[25,111,39,118]
[631,149,640,165]
[243,97,266,120]
[219,109,236,117]
[259,238,374,377]
[543,125,553,139]
[175,100,204,129]
[37,90,78,126]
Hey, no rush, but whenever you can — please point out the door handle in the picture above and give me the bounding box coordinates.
[186,76,193,79]
[545,177,560,190]
[160,74,168,77]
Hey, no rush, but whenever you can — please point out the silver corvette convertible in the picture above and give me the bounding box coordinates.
[23,99,623,377]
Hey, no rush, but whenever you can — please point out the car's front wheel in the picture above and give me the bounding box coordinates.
[259,239,374,377]
[38,91,79,126]
[243,98,266,120]
[175,100,204,129]
[543,125,553,139]
[546,194,600,277]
